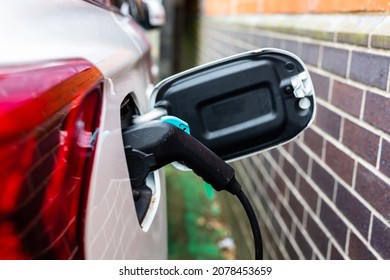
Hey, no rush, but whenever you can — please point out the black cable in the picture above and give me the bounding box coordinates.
[235,183,263,260]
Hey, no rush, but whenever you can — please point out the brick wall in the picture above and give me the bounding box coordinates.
[198,15,390,259]
[205,0,390,15]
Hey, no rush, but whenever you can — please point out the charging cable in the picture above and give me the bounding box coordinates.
[122,120,263,260]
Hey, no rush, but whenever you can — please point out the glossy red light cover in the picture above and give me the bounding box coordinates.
[0,59,103,259]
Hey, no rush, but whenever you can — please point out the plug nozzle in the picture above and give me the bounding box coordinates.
[122,121,241,195]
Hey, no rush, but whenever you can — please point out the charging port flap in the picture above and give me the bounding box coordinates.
[150,48,316,161]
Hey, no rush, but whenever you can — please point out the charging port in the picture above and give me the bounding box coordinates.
[120,94,154,225]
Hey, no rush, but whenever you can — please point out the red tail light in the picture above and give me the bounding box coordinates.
[0,59,103,259]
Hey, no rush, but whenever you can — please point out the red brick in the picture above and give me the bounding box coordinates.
[348,232,376,260]
[310,72,330,100]
[300,43,320,66]
[335,183,371,238]
[380,139,390,178]
[320,200,348,247]
[283,158,297,184]
[316,105,342,139]
[306,215,328,256]
[371,217,390,259]
[364,92,390,133]
[293,143,309,173]
[284,237,300,260]
[330,245,344,259]
[294,228,313,259]
[303,128,323,157]
[284,40,299,55]
[299,177,318,211]
[274,172,287,195]
[331,81,363,117]
[342,120,380,165]
[325,142,354,185]
[355,164,390,221]
[289,193,304,221]
[350,52,389,90]
[322,47,349,77]
[312,160,335,199]
[279,204,292,230]
[265,182,278,205]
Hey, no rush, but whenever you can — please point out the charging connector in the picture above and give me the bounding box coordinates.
[122,120,263,259]
[123,121,241,194]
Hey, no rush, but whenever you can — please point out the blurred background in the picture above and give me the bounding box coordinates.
[150,0,390,260]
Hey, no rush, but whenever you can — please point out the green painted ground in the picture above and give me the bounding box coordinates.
[165,165,235,260]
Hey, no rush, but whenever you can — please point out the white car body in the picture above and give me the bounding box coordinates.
[0,0,166,259]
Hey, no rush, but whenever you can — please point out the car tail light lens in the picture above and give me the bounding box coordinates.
[0,59,103,259]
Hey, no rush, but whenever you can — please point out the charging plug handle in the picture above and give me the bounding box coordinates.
[122,121,241,195]
[122,120,262,259]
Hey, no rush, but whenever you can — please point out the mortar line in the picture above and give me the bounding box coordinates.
[296,138,390,229]
[359,90,367,120]
[376,137,383,170]
[277,147,384,259]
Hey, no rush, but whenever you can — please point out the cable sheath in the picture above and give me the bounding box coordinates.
[236,186,263,260]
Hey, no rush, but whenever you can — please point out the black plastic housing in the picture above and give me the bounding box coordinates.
[152,49,315,161]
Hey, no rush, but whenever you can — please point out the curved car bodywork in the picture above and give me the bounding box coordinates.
[0,0,167,259]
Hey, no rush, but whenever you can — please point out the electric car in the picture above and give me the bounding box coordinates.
[0,0,315,260]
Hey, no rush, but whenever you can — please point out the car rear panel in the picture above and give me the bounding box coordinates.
[0,0,167,259]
